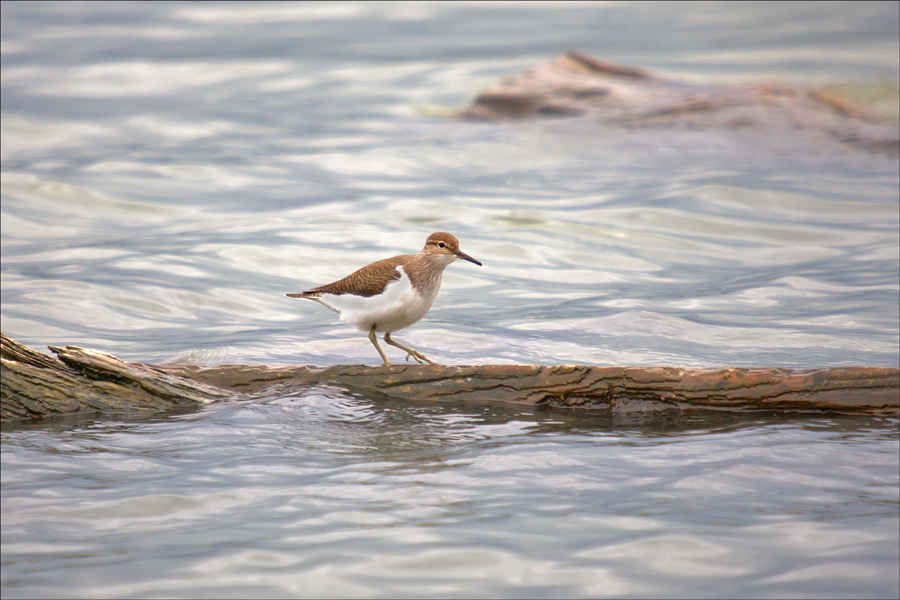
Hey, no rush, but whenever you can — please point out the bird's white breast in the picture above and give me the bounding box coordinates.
[312,266,438,333]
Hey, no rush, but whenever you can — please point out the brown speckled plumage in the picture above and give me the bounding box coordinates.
[288,232,476,299]
[298,256,407,298]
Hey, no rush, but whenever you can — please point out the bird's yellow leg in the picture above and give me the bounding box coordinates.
[369,325,391,366]
[384,333,436,365]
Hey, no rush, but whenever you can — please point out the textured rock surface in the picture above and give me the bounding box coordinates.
[1,333,232,422]
[3,334,897,423]
[161,363,900,412]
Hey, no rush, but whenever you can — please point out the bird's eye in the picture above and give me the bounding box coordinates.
[438,242,446,248]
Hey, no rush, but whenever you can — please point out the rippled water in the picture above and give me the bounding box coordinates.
[4,401,899,599]
[2,2,898,598]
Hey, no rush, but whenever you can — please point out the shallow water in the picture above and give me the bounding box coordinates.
[3,402,899,599]
[1,2,899,598]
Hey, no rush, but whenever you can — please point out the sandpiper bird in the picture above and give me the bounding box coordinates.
[287,232,482,366]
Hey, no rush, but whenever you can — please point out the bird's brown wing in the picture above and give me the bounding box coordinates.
[286,255,407,298]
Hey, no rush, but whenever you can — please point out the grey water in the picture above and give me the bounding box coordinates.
[1,2,898,598]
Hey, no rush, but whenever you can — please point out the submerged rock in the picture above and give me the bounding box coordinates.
[2,334,897,424]
[461,50,899,157]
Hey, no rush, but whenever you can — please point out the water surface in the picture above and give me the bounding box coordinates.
[1,2,898,598]
[3,401,898,598]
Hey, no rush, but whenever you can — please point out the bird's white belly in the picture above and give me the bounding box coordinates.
[314,266,437,333]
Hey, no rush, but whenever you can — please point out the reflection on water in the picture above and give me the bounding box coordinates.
[3,392,898,598]
[1,1,898,598]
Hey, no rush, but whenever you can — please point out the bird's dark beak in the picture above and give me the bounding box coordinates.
[456,250,482,266]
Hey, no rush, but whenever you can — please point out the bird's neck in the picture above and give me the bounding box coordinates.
[404,252,453,298]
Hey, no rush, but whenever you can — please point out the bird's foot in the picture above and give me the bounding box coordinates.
[384,333,438,366]
[404,349,436,365]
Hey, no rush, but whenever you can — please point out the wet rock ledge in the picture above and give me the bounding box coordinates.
[2,334,897,423]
